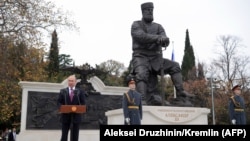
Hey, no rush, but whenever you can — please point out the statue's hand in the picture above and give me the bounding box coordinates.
[157,36,169,47]
[161,37,170,47]
[156,36,164,45]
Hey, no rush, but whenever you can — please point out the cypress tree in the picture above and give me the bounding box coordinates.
[181,29,196,81]
[47,29,59,78]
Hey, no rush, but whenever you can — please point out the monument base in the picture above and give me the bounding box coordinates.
[106,106,210,125]
[17,77,210,141]
[17,106,210,141]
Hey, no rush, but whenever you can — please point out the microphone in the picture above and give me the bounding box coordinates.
[74,89,81,105]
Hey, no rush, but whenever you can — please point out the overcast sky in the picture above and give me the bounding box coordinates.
[48,0,250,68]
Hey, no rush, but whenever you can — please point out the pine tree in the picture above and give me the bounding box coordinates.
[181,29,196,81]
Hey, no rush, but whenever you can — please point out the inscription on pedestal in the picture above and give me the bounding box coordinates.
[156,108,203,123]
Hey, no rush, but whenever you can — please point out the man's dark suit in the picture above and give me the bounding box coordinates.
[8,130,16,141]
[57,87,86,141]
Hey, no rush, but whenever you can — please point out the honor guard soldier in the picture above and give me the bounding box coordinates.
[228,84,246,125]
[122,75,143,125]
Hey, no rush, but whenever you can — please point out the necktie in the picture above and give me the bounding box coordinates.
[70,88,74,102]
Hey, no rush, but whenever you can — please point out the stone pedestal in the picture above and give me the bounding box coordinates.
[106,106,210,125]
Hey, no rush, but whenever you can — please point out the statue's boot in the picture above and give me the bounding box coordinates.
[177,90,195,98]
[148,94,163,106]
[136,81,147,105]
[171,73,195,107]
[171,73,195,98]
[137,81,163,105]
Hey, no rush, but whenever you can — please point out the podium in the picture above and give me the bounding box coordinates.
[59,105,86,113]
[59,105,86,141]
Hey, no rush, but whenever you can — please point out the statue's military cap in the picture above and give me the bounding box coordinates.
[141,2,154,10]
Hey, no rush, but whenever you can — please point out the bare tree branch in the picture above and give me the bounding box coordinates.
[0,0,79,46]
[212,35,250,91]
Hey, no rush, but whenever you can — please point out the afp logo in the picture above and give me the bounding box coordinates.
[222,129,246,138]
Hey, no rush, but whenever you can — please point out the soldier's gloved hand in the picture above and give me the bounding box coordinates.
[232,119,236,125]
[125,118,130,125]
